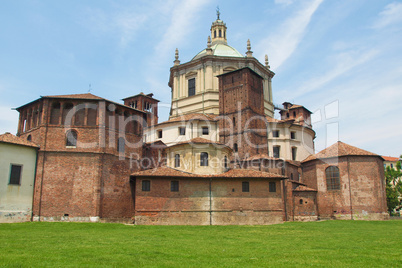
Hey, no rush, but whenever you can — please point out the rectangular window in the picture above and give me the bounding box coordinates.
[174,154,180,168]
[291,131,296,139]
[242,181,249,192]
[269,182,276,192]
[142,180,150,191]
[200,152,209,166]
[179,127,185,135]
[9,164,22,185]
[273,146,280,158]
[171,181,179,192]
[292,147,297,161]
[188,78,195,96]
[157,130,162,139]
[202,127,209,135]
[273,130,279,138]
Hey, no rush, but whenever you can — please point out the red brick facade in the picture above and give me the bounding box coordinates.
[13,74,388,224]
[133,175,284,225]
[302,155,388,220]
[218,68,268,160]
[16,94,144,222]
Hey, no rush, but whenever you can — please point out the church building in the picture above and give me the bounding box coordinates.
[6,14,388,224]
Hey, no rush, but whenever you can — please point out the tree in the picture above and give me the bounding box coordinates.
[385,155,402,214]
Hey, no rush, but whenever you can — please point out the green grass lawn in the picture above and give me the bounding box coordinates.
[0,220,401,267]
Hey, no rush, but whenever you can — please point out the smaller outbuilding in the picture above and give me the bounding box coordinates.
[301,141,388,220]
[0,132,39,223]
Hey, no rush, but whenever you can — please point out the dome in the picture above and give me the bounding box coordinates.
[192,43,244,61]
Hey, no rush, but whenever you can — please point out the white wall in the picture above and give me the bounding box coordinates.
[0,143,37,222]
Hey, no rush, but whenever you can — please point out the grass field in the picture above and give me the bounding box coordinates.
[0,220,401,267]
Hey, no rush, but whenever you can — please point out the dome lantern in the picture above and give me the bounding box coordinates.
[210,8,227,45]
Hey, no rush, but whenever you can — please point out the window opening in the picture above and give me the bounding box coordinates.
[171,181,179,192]
[326,166,340,190]
[175,154,180,168]
[269,182,276,192]
[188,78,195,96]
[273,146,280,158]
[200,152,209,166]
[9,164,22,185]
[242,181,249,192]
[66,130,77,147]
[142,180,150,191]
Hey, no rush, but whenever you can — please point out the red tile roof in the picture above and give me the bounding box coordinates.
[174,137,226,146]
[43,93,104,100]
[244,154,280,161]
[160,113,219,125]
[122,92,160,102]
[302,141,380,163]
[293,185,317,192]
[0,132,39,148]
[382,156,400,162]
[132,167,287,179]
[16,93,146,114]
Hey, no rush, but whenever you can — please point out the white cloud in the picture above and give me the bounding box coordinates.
[373,2,402,29]
[0,105,19,135]
[84,7,149,48]
[293,48,378,98]
[275,0,294,6]
[154,0,211,62]
[256,0,323,69]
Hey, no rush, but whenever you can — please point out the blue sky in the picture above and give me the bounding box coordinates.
[1,0,401,157]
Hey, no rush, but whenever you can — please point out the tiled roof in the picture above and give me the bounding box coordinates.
[132,167,287,179]
[43,93,104,100]
[285,160,301,167]
[293,185,317,192]
[288,180,306,186]
[219,169,286,179]
[16,93,146,114]
[0,132,39,148]
[265,117,280,123]
[174,137,226,146]
[302,141,380,163]
[244,154,280,161]
[122,92,160,102]
[288,104,303,109]
[145,140,167,146]
[382,156,400,162]
[165,113,219,123]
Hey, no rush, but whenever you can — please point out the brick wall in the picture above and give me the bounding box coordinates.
[305,156,388,220]
[134,176,284,225]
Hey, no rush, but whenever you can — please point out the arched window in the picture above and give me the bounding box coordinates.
[27,135,32,142]
[219,29,222,37]
[175,154,180,168]
[326,166,340,190]
[200,152,208,166]
[234,143,238,152]
[66,130,77,147]
[299,199,303,205]
[214,30,216,38]
[118,137,125,153]
[50,102,61,125]
[224,156,228,170]
[62,103,74,125]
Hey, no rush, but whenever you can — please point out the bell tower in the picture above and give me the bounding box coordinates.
[218,67,268,161]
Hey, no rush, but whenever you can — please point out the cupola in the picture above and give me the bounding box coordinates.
[210,8,227,45]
